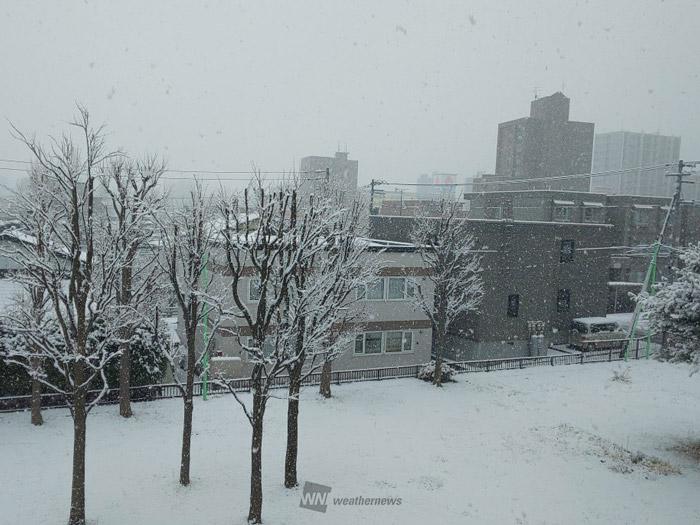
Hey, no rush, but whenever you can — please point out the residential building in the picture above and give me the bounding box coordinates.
[461,189,700,313]
[590,131,685,199]
[370,215,614,360]
[480,92,594,192]
[208,240,433,378]
[299,151,358,207]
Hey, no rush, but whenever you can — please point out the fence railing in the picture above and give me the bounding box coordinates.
[0,337,651,413]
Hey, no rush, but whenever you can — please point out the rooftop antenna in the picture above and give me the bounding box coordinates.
[533,86,540,99]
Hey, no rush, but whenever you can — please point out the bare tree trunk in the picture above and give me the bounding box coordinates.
[118,265,133,418]
[30,355,42,426]
[68,390,87,525]
[180,331,196,486]
[433,327,445,387]
[118,341,132,418]
[248,388,265,524]
[433,354,443,387]
[284,366,302,488]
[319,360,332,398]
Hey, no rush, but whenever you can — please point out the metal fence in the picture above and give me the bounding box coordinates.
[0,337,651,413]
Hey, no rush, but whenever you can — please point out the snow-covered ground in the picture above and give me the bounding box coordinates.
[2,360,700,525]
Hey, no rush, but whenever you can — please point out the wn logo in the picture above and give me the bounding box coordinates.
[299,481,332,513]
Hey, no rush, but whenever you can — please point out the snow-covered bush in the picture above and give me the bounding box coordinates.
[418,361,455,383]
[637,243,700,374]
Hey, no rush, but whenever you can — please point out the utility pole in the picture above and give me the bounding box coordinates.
[623,159,697,359]
[369,179,386,215]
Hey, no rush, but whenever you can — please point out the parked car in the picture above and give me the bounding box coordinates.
[569,317,626,351]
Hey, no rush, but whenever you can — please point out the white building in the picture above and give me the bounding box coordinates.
[591,131,689,199]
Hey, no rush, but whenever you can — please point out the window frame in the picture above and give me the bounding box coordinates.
[353,330,415,355]
[248,277,262,302]
[556,288,571,312]
[553,206,573,222]
[560,239,575,263]
[507,294,520,318]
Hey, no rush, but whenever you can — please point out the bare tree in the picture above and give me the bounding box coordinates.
[156,182,223,486]
[281,195,377,487]
[1,107,125,525]
[0,166,58,425]
[410,200,484,386]
[217,181,333,523]
[100,157,166,417]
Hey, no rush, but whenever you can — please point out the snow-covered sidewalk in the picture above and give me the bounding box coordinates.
[1,360,699,524]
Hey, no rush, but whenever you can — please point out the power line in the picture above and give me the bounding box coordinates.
[375,164,672,189]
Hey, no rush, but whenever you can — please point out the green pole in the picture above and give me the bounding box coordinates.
[624,241,660,361]
[645,244,659,359]
[202,253,209,400]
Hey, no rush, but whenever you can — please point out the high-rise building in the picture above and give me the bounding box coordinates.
[299,151,358,206]
[492,92,594,192]
[590,131,683,198]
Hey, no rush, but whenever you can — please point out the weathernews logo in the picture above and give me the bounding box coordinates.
[299,481,402,513]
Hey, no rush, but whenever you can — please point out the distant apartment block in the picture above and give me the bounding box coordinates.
[299,151,358,206]
[590,131,684,199]
[475,92,594,192]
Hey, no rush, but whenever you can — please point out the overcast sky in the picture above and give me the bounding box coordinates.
[1,0,698,193]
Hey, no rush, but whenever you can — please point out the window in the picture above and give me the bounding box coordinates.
[560,240,575,263]
[556,289,570,312]
[354,331,413,354]
[248,277,262,301]
[402,331,413,352]
[366,279,385,300]
[354,334,364,354]
[632,209,650,227]
[507,294,520,317]
[385,331,403,352]
[244,337,275,358]
[387,277,415,300]
[583,207,601,223]
[608,267,622,281]
[387,278,405,300]
[553,206,572,222]
[364,332,383,354]
[358,278,414,301]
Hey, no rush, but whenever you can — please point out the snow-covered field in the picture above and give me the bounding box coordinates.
[2,360,700,525]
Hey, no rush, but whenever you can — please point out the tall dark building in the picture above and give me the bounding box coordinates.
[492,92,594,192]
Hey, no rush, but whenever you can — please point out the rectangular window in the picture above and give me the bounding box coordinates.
[248,277,262,301]
[364,332,383,354]
[583,207,602,223]
[354,334,364,354]
[354,331,413,355]
[507,294,520,317]
[406,280,415,298]
[244,337,275,357]
[356,284,366,300]
[560,240,575,263]
[366,279,385,300]
[632,210,650,227]
[387,277,413,300]
[553,206,572,222]
[385,331,403,353]
[557,289,571,312]
[402,331,413,352]
[608,267,622,281]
